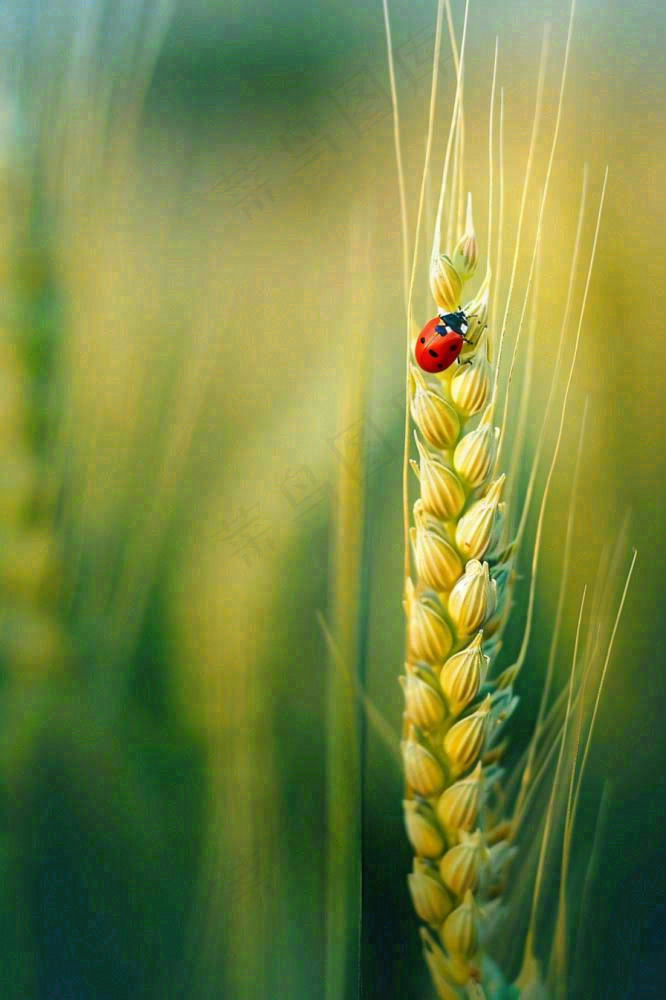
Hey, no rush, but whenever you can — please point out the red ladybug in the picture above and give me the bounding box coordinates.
[414,310,472,373]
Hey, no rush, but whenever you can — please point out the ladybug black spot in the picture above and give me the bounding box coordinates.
[438,363,444,369]
[428,349,438,358]
[420,337,426,343]
[450,344,457,351]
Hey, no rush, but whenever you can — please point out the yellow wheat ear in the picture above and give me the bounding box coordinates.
[404,218,512,997]
[382,0,636,997]
[388,8,516,986]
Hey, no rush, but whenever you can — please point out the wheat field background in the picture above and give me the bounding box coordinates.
[0,0,664,998]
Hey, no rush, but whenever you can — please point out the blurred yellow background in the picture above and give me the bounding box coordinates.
[0,0,664,997]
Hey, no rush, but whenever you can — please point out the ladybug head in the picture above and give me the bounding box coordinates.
[440,309,468,336]
[457,311,469,334]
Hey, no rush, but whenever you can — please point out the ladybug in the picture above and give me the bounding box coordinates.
[414,309,472,373]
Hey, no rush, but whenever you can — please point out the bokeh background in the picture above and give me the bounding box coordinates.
[0,0,664,997]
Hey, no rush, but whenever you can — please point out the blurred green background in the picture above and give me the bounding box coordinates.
[0,0,665,997]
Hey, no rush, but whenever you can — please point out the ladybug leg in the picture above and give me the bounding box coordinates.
[457,356,473,367]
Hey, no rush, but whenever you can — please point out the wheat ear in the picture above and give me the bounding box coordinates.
[0,164,65,686]
[402,195,518,998]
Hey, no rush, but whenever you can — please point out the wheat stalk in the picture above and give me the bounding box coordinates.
[0,123,69,998]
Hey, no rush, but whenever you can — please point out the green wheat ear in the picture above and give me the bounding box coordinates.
[0,164,67,691]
